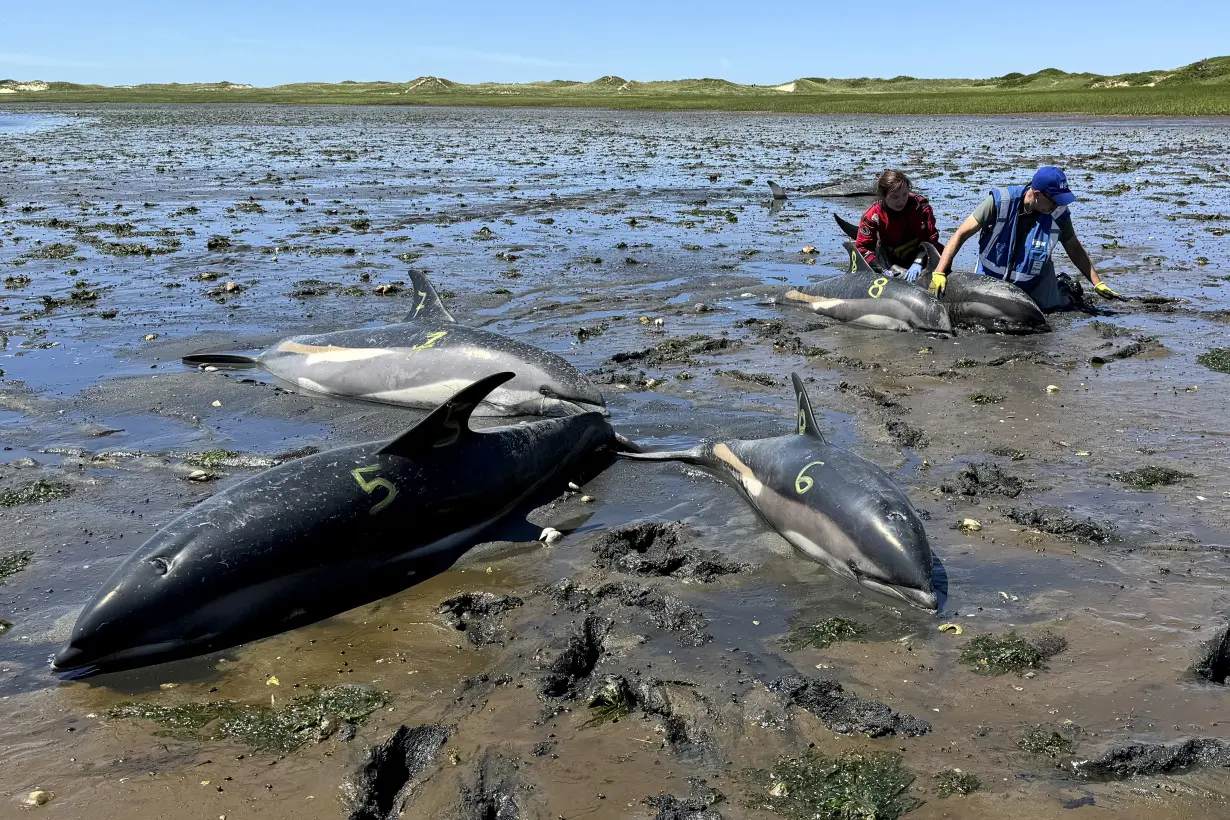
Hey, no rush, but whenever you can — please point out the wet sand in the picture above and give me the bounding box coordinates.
[1,105,1229,819]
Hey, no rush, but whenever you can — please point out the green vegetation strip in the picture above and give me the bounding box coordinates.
[0,551,34,583]
[1197,348,1230,374]
[1111,465,1193,490]
[1018,727,1074,758]
[108,685,387,753]
[0,479,73,507]
[784,617,864,650]
[959,631,1066,676]
[750,751,919,820]
[934,769,981,798]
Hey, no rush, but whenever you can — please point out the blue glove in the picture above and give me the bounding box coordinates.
[905,262,923,282]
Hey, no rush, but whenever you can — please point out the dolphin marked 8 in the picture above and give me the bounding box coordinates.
[794,460,825,494]
[351,465,398,514]
[868,277,888,299]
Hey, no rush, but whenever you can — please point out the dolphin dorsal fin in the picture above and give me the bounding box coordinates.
[790,373,827,441]
[403,270,457,323]
[768,181,788,200]
[379,372,513,457]
[921,241,942,273]
[843,240,878,275]
[833,212,859,240]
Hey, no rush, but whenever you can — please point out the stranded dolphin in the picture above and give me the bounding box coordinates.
[834,214,1050,334]
[781,251,952,333]
[620,374,937,611]
[52,373,623,676]
[769,180,876,199]
[182,270,606,417]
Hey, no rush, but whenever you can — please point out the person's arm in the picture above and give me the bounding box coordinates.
[934,214,981,273]
[1063,236,1120,298]
[855,213,881,269]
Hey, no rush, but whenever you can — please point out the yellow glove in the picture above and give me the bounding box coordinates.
[1094,282,1120,299]
[928,272,947,297]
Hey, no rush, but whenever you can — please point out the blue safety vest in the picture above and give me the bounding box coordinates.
[976,186,1068,285]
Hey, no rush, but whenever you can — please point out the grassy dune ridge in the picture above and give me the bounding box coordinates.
[3,56,1230,115]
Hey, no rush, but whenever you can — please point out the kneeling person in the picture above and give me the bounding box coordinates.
[854,169,941,281]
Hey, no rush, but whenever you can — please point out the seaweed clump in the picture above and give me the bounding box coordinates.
[783,617,864,650]
[108,685,387,753]
[1190,624,1230,684]
[1,551,34,584]
[1110,465,1193,490]
[959,631,1066,676]
[1197,348,1230,374]
[1017,727,1074,758]
[0,479,73,507]
[750,751,919,820]
[933,769,981,797]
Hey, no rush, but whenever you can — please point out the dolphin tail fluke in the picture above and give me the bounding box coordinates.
[768,181,788,200]
[402,270,458,323]
[380,372,514,457]
[182,352,262,368]
[842,241,878,275]
[790,373,827,442]
[833,212,859,240]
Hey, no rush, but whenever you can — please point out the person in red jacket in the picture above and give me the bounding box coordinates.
[854,169,941,281]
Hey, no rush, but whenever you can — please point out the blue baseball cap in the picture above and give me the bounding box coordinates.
[1031,166,1076,206]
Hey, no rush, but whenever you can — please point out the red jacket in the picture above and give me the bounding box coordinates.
[855,193,939,269]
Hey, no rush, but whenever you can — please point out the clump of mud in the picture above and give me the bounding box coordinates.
[611,334,741,366]
[644,781,725,820]
[715,369,779,387]
[459,750,527,820]
[590,522,744,582]
[1109,465,1193,490]
[959,631,1067,676]
[933,769,981,797]
[885,418,929,449]
[542,580,712,646]
[1007,506,1113,542]
[583,674,637,726]
[438,592,524,646]
[1190,624,1230,684]
[991,446,1026,461]
[0,550,34,583]
[1196,348,1230,374]
[782,617,863,650]
[748,750,919,820]
[838,381,903,412]
[940,462,1024,498]
[343,724,449,820]
[0,478,72,507]
[1018,726,1076,758]
[1088,320,1128,339]
[1074,738,1230,779]
[767,675,931,737]
[537,615,610,699]
[108,685,387,753]
[1090,335,1163,364]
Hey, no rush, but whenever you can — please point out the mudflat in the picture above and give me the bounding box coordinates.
[1,105,1229,819]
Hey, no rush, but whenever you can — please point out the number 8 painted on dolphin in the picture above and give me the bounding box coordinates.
[867,277,888,299]
[795,460,825,494]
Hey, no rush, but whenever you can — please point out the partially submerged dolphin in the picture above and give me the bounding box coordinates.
[769,180,876,199]
[183,270,606,417]
[834,214,1050,335]
[53,373,623,676]
[780,256,953,334]
[621,374,937,611]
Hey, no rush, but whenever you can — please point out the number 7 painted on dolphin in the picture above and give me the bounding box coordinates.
[351,465,398,514]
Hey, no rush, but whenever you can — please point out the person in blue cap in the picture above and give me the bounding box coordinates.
[929,166,1120,310]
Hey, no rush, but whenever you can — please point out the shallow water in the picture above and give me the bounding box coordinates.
[1,105,1229,818]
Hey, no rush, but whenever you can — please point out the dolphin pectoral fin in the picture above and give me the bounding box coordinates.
[833,212,859,240]
[768,180,788,199]
[612,432,643,454]
[790,373,827,442]
[401,270,457,324]
[380,371,515,457]
[617,446,707,465]
[842,241,878,274]
[182,351,262,368]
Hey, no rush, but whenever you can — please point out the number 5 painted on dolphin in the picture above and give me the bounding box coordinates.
[795,460,825,494]
[867,277,888,299]
[351,465,398,514]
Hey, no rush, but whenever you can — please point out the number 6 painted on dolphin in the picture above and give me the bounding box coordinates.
[351,464,398,515]
[794,460,825,494]
[867,277,888,299]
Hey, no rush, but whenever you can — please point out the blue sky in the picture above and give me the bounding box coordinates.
[3,1,1228,86]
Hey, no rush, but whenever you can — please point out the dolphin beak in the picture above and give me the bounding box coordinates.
[551,398,609,417]
[860,577,938,612]
[51,644,85,671]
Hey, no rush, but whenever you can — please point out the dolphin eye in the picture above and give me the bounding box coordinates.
[149,557,170,576]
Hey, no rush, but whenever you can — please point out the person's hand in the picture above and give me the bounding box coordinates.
[1094,282,1121,299]
[928,272,947,297]
[905,262,923,282]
